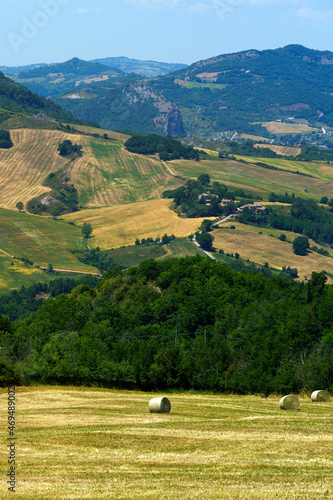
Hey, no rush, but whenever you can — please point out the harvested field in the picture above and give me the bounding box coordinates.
[254,144,301,157]
[0,129,76,209]
[68,139,182,207]
[261,121,316,135]
[0,386,331,499]
[213,222,333,282]
[63,199,207,249]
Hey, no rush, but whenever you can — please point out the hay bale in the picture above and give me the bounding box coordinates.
[279,395,300,410]
[149,397,171,414]
[311,390,330,402]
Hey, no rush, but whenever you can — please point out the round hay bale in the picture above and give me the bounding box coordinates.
[279,395,300,410]
[311,390,330,402]
[149,397,171,414]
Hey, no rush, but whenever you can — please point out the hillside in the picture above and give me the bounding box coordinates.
[0,127,182,211]
[12,57,124,98]
[0,71,76,123]
[50,45,333,138]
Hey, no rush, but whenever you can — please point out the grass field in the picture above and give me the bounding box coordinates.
[212,222,333,281]
[109,238,203,268]
[63,199,208,249]
[0,386,331,499]
[261,121,316,135]
[254,144,301,157]
[0,208,97,273]
[169,157,333,200]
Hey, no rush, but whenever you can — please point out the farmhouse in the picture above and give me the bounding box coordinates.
[238,203,267,214]
[198,193,211,205]
[220,199,234,207]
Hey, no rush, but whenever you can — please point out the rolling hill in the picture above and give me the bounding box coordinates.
[11,57,125,98]
[46,45,333,138]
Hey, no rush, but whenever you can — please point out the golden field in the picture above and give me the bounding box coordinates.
[63,199,207,249]
[0,386,331,499]
[0,129,76,209]
[261,121,316,135]
[254,144,302,157]
[213,222,333,281]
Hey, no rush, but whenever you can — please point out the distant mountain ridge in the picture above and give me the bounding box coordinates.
[57,45,333,137]
[91,56,187,77]
[3,45,333,138]
[1,56,187,79]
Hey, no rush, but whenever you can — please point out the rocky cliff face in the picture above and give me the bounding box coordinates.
[130,84,186,136]
[164,105,186,136]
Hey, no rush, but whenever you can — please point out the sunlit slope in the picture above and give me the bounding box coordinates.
[213,222,333,282]
[63,199,206,249]
[169,157,333,199]
[69,138,182,207]
[0,208,97,273]
[0,129,76,209]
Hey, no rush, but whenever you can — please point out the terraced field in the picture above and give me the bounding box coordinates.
[63,199,208,249]
[70,139,182,207]
[169,157,333,199]
[0,129,77,209]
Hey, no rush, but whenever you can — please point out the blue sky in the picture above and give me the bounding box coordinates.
[1,0,333,66]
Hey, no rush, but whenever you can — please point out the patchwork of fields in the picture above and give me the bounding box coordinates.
[0,386,331,499]
[170,157,333,199]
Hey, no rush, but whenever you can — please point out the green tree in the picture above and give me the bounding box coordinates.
[292,236,309,256]
[16,201,24,212]
[196,232,214,251]
[46,263,54,273]
[82,223,92,240]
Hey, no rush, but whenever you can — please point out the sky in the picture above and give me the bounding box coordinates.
[1,0,333,67]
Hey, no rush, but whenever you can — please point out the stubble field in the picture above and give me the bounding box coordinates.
[0,386,332,499]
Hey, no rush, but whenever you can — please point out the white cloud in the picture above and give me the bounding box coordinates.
[296,7,333,23]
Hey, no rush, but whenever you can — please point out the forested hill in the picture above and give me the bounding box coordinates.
[149,44,333,134]
[2,256,332,394]
[0,71,77,122]
[52,45,333,137]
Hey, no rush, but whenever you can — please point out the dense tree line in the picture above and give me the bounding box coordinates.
[238,197,333,245]
[0,275,100,322]
[219,140,279,158]
[1,257,332,394]
[125,134,199,161]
